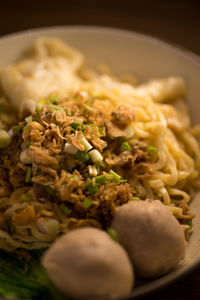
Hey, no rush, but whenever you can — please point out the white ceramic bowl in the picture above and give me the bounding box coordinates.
[0,26,200,299]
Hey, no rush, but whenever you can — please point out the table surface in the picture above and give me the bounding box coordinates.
[0,1,200,299]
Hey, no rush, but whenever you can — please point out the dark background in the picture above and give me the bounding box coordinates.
[0,0,200,55]
[0,0,200,299]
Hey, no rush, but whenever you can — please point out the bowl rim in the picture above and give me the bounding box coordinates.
[1,25,200,67]
[0,25,200,299]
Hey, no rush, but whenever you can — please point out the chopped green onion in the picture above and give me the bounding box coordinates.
[7,221,14,235]
[119,179,128,183]
[89,149,103,163]
[71,122,81,130]
[88,165,98,177]
[109,170,121,182]
[55,154,63,162]
[79,137,93,152]
[82,198,92,208]
[99,161,106,168]
[53,165,62,172]
[98,126,105,137]
[25,116,33,124]
[186,219,192,230]
[64,143,78,155]
[69,175,79,181]
[92,93,102,99]
[95,175,107,184]
[71,122,84,131]
[129,197,140,201]
[35,113,40,122]
[25,167,32,183]
[146,146,157,155]
[85,181,99,195]
[0,130,11,149]
[12,125,24,135]
[26,141,31,148]
[60,203,71,216]
[73,150,90,163]
[49,104,63,111]
[107,227,119,242]
[21,193,32,202]
[122,141,131,150]
[49,96,59,104]
[45,186,56,197]
[45,219,59,237]
[36,106,43,112]
[39,99,46,105]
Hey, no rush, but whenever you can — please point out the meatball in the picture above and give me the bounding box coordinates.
[112,200,186,278]
[42,227,134,300]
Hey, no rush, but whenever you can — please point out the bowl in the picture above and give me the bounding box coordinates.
[0,26,200,299]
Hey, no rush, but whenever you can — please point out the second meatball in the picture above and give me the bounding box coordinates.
[112,199,186,278]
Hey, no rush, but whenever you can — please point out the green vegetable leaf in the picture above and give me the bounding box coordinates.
[0,250,70,300]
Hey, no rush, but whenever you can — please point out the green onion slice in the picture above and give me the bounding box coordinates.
[95,175,107,184]
[36,106,43,112]
[25,167,32,183]
[146,146,157,155]
[35,114,40,122]
[25,116,33,124]
[107,227,119,242]
[129,197,140,201]
[12,125,24,135]
[109,170,121,182]
[39,99,46,105]
[49,96,59,104]
[85,181,99,195]
[98,126,105,137]
[21,193,32,202]
[7,221,14,235]
[186,219,192,230]
[60,204,71,217]
[82,198,92,208]
[122,141,131,150]
[73,150,90,163]
[99,161,106,168]
[70,122,85,131]
[26,141,31,148]
[48,104,63,111]
[45,186,56,197]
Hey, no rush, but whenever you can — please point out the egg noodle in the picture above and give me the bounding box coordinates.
[0,38,199,251]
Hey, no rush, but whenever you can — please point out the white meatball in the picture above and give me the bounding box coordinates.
[112,200,186,278]
[42,227,134,300]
